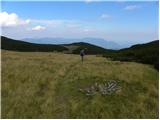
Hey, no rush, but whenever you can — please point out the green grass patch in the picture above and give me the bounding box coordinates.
[1,50,159,118]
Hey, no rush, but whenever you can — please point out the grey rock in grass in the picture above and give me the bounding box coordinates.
[79,80,120,96]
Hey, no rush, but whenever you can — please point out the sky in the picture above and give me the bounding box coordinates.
[0,1,159,45]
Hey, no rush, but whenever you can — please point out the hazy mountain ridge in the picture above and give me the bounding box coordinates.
[23,37,121,50]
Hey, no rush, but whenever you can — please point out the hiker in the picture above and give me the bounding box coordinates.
[80,48,86,62]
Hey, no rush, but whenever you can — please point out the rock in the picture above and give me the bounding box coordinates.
[79,88,83,92]
[79,80,120,96]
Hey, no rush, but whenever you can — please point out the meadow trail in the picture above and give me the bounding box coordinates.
[2,50,159,119]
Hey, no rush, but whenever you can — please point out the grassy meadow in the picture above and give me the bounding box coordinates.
[1,50,159,118]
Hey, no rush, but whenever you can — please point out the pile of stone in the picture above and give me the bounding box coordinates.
[79,80,120,96]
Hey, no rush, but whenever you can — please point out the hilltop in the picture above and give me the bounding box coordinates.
[103,40,159,70]
[64,42,114,54]
[1,36,68,52]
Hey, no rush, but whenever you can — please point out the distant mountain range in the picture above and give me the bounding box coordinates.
[23,37,121,50]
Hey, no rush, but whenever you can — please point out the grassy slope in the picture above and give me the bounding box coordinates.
[1,36,68,52]
[103,40,159,70]
[2,50,159,118]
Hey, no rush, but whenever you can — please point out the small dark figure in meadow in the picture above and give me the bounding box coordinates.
[80,48,87,62]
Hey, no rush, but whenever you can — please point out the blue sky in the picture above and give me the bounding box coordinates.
[1,1,159,44]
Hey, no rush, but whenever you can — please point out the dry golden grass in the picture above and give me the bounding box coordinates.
[1,50,159,118]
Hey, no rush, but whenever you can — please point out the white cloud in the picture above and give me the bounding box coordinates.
[29,19,81,29]
[31,25,46,31]
[0,12,30,27]
[0,12,81,31]
[84,0,101,3]
[101,14,111,19]
[84,0,94,3]
[66,23,80,28]
[85,0,91,3]
[115,0,125,2]
[84,29,90,32]
[30,19,64,26]
[124,5,141,10]
[83,28,95,33]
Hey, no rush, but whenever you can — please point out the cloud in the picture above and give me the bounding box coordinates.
[83,28,95,33]
[31,25,46,31]
[124,5,141,10]
[30,19,64,26]
[0,12,30,27]
[84,0,101,3]
[84,0,95,3]
[66,23,80,28]
[85,0,92,3]
[115,0,125,2]
[84,29,90,32]
[101,14,111,19]
[29,19,81,29]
